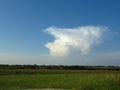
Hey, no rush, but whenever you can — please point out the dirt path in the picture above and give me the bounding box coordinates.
[21,88,67,90]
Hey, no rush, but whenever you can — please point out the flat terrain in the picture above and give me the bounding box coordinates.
[0,68,120,90]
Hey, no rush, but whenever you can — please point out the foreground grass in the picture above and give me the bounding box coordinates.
[0,71,120,90]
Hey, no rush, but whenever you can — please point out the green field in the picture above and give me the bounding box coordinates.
[0,69,120,90]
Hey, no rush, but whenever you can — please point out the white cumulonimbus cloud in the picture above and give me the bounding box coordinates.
[45,26,107,56]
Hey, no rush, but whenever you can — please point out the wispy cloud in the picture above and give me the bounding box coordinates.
[45,26,107,56]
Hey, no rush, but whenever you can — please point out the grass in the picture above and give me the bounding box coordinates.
[0,70,120,90]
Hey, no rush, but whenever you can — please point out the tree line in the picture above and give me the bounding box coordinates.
[0,64,120,70]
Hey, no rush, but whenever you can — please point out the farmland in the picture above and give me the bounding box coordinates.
[0,65,120,90]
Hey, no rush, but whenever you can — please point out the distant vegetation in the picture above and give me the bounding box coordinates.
[0,64,120,90]
[0,64,120,70]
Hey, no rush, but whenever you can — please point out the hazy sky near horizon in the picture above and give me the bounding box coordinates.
[0,0,120,65]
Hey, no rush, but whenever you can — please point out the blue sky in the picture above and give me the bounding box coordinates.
[0,0,120,65]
